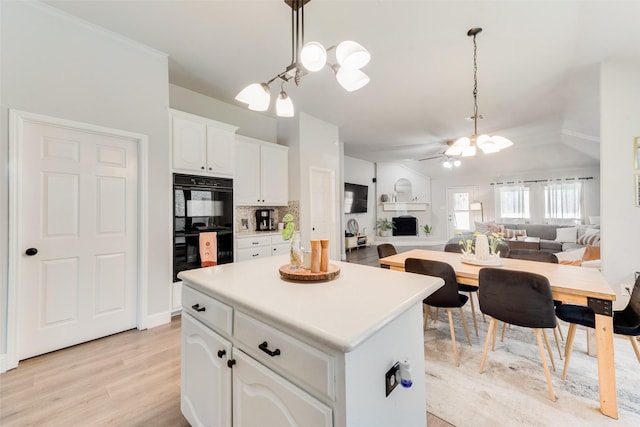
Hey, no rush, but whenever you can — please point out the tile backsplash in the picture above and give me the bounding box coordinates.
[235,200,299,232]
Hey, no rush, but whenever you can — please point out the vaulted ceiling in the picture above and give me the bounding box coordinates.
[45,1,640,177]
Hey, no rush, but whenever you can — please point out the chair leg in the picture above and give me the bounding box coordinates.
[541,329,556,372]
[458,307,472,346]
[468,292,479,337]
[491,318,498,351]
[562,323,577,380]
[552,326,563,360]
[500,321,508,343]
[433,308,440,325]
[557,323,564,342]
[423,305,428,331]
[480,318,498,373]
[629,336,640,363]
[534,328,556,401]
[446,308,460,367]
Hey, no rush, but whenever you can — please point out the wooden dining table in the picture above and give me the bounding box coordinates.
[379,249,619,419]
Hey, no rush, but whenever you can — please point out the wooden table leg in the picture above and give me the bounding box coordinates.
[595,313,618,419]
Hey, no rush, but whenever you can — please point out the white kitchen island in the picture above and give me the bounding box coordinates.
[178,255,443,427]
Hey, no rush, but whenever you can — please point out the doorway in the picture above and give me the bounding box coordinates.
[7,110,148,369]
[309,167,338,260]
[446,186,476,239]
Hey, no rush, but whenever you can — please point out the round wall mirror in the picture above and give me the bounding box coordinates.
[394,178,412,202]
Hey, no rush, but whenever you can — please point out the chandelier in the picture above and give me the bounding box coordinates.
[445,28,513,157]
[235,0,371,117]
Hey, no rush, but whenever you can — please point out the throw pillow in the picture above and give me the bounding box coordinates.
[582,245,601,261]
[475,221,501,234]
[577,230,600,246]
[555,247,585,262]
[502,228,527,239]
[555,227,577,243]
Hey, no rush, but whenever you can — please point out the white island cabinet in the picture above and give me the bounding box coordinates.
[179,255,443,427]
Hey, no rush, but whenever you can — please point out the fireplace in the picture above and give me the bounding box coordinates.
[393,216,418,236]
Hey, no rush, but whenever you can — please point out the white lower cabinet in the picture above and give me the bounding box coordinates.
[182,286,332,427]
[233,350,332,427]
[236,234,291,262]
[181,312,232,427]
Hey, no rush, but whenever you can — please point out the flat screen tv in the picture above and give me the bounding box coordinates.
[344,182,368,214]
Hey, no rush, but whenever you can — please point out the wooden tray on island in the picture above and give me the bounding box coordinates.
[279,264,340,282]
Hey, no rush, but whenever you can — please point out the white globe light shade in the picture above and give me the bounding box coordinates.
[335,68,370,92]
[336,41,371,70]
[301,41,327,72]
[492,135,514,149]
[461,145,477,157]
[443,160,453,168]
[453,159,462,167]
[276,91,294,117]
[235,83,269,108]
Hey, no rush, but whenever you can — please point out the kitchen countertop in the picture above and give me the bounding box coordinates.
[235,230,283,238]
[178,255,443,352]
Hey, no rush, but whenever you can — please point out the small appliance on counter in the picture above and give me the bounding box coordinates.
[255,208,276,231]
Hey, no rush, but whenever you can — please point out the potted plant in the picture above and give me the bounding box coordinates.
[423,224,432,235]
[375,218,395,237]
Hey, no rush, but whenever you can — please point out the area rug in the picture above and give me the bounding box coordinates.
[423,307,640,426]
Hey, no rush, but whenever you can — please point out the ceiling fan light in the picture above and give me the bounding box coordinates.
[236,82,270,107]
[476,134,491,147]
[276,91,294,117]
[453,159,462,167]
[492,135,514,149]
[453,136,471,147]
[443,159,453,168]
[461,145,477,157]
[444,145,463,156]
[480,141,500,154]
[335,68,370,92]
[336,40,371,70]
[301,41,327,72]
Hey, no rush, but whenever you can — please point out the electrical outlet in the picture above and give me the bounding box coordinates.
[385,362,400,397]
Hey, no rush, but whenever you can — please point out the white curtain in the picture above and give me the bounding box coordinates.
[544,182,583,224]
[496,185,530,221]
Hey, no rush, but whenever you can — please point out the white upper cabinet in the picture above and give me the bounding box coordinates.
[171,109,238,177]
[235,135,288,206]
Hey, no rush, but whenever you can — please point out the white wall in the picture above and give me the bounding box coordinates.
[0,2,171,356]
[343,156,375,236]
[375,162,432,236]
[280,113,340,260]
[169,84,277,142]
[600,62,640,288]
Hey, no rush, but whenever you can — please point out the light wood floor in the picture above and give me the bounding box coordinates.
[1,246,452,427]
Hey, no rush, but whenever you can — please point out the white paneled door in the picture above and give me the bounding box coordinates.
[446,186,475,239]
[17,120,138,360]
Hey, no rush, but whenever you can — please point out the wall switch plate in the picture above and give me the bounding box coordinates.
[385,362,400,397]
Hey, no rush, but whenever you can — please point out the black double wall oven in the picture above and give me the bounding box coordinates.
[173,174,233,282]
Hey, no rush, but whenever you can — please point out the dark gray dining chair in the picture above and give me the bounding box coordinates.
[506,248,563,361]
[444,243,484,336]
[556,275,640,380]
[478,267,557,401]
[376,243,397,269]
[405,258,472,367]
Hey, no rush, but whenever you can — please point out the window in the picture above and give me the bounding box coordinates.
[497,185,530,220]
[544,182,582,223]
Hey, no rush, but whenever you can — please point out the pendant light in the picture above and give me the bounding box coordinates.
[446,28,513,157]
[235,0,371,117]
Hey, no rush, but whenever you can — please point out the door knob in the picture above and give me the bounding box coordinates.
[25,248,38,256]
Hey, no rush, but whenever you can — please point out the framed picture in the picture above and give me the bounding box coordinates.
[636,137,640,169]
[636,174,640,207]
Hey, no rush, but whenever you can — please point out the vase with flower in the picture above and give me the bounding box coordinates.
[282,213,302,269]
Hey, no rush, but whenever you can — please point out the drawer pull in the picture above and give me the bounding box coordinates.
[259,341,281,357]
[191,303,206,312]
[217,349,226,358]
[227,359,236,368]
[251,241,259,245]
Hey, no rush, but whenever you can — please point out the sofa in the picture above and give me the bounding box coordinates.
[446,222,601,254]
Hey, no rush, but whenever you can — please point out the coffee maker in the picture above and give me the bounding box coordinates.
[255,209,275,231]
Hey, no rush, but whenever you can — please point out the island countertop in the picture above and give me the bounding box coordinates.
[178,255,443,352]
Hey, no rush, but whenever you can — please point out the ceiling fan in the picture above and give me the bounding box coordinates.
[418,141,462,168]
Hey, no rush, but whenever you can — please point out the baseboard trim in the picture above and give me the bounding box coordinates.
[0,353,8,373]
[140,310,171,330]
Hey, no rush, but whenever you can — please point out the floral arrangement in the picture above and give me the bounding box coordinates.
[458,231,505,256]
[281,213,295,240]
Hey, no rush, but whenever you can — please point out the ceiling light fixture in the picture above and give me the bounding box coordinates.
[235,0,371,117]
[445,28,513,158]
[442,156,462,168]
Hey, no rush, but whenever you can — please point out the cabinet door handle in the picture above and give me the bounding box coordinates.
[217,349,226,358]
[252,253,259,257]
[200,166,205,170]
[227,359,236,368]
[191,303,206,312]
[258,341,281,357]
